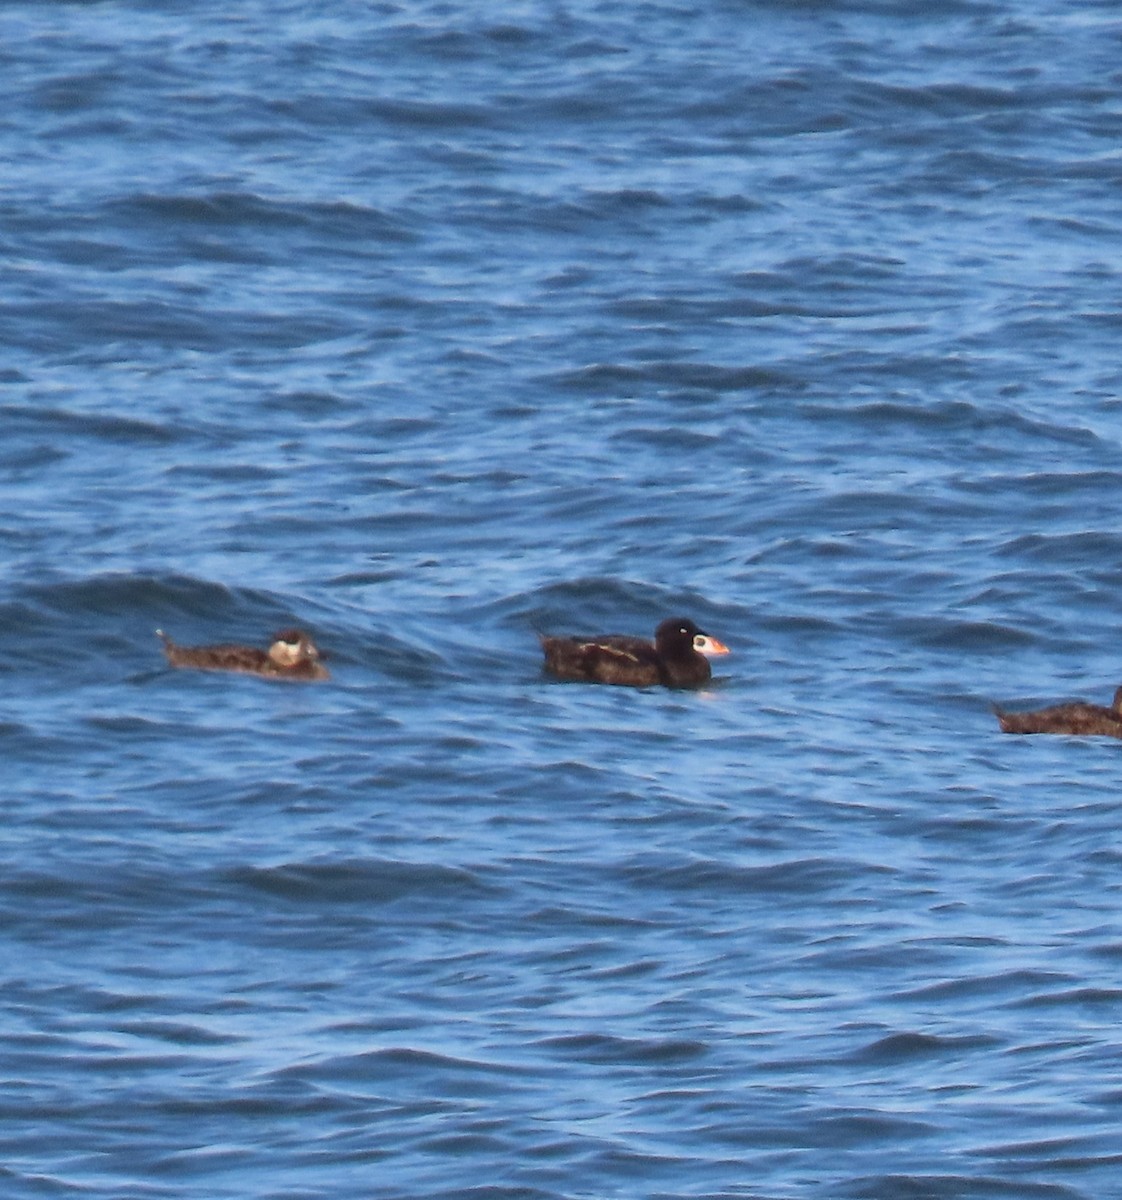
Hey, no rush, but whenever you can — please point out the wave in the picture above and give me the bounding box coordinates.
[225,858,500,905]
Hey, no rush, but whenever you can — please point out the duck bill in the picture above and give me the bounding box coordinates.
[695,635,730,657]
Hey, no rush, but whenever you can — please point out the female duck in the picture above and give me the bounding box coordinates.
[158,628,329,681]
[994,686,1122,737]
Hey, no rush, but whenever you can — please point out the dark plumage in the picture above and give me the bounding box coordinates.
[994,686,1122,737]
[157,628,329,681]
[541,616,729,688]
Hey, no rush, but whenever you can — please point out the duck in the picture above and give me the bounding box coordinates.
[157,628,329,681]
[994,686,1122,737]
[541,616,729,688]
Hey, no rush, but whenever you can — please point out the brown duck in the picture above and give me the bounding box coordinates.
[158,628,329,681]
[541,616,729,688]
[994,686,1122,737]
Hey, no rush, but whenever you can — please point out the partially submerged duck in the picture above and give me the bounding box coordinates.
[541,616,729,688]
[157,628,329,681]
[994,686,1122,737]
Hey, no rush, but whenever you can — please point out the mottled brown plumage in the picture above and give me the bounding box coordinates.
[994,686,1122,737]
[541,616,729,688]
[158,628,329,681]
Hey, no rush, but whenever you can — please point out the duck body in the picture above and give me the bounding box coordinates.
[995,686,1122,737]
[541,616,729,688]
[158,628,329,681]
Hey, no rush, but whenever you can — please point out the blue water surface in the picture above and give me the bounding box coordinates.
[2,2,1122,1197]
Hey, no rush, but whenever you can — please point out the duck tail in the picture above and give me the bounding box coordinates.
[992,704,1025,734]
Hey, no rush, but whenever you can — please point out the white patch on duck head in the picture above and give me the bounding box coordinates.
[268,630,317,667]
[693,633,730,657]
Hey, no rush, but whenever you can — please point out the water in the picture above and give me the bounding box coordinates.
[2,1,1122,1197]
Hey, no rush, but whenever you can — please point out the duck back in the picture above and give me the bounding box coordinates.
[995,700,1122,738]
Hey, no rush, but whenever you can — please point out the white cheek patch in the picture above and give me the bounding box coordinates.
[272,641,300,665]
